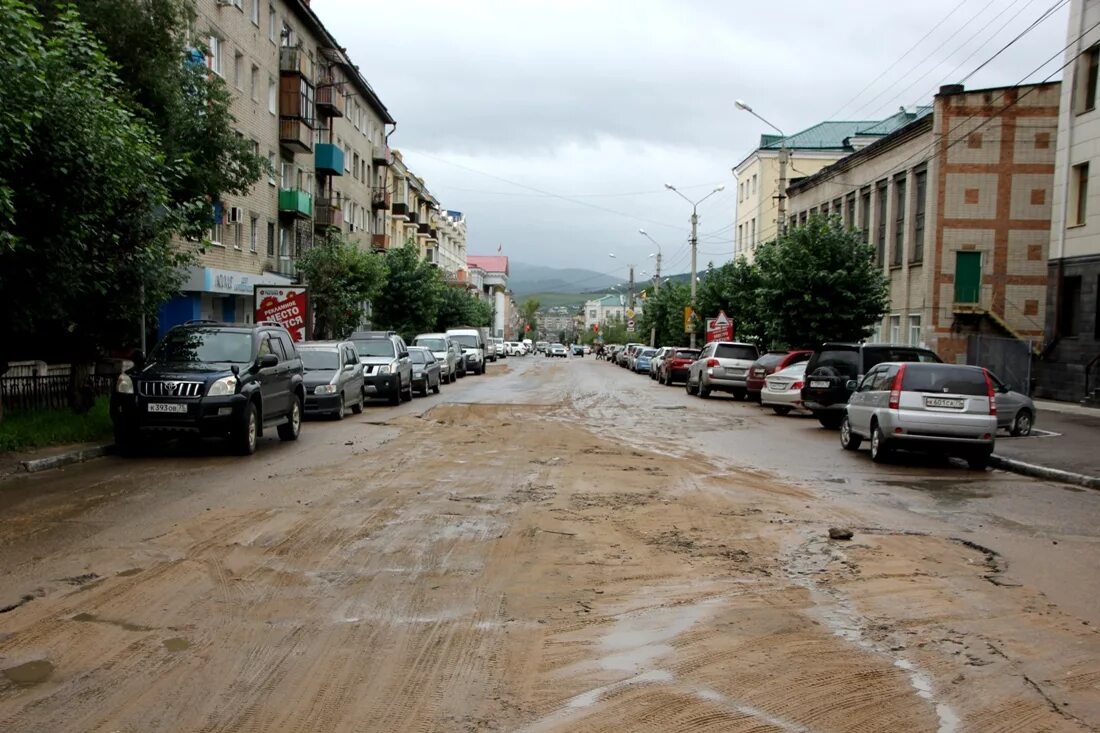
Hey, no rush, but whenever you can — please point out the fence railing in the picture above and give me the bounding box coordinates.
[1,374,114,412]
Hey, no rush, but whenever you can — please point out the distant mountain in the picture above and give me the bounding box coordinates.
[508,261,621,297]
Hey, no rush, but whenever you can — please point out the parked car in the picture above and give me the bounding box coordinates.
[840,362,997,469]
[760,362,808,416]
[989,372,1036,436]
[659,348,700,385]
[350,331,413,405]
[571,344,584,356]
[408,346,443,396]
[506,341,525,356]
[685,341,760,399]
[649,347,669,380]
[746,350,813,402]
[536,341,550,355]
[449,340,467,378]
[493,337,506,359]
[447,327,487,375]
[111,321,303,455]
[622,343,644,369]
[583,345,592,355]
[550,343,568,357]
[298,340,365,419]
[413,333,459,384]
[634,348,657,374]
[802,343,941,429]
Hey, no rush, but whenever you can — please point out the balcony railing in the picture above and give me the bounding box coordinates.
[279,46,308,76]
[315,143,344,175]
[279,118,312,154]
[406,211,420,225]
[392,202,409,217]
[315,83,344,117]
[417,222,430,236]
[372,143,391,166]
[278,188,313,218]
[314,198,343,230]
[371,233,389,250]
[372,189,392,210]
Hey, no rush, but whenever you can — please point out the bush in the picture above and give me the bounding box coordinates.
[0,397,112,452]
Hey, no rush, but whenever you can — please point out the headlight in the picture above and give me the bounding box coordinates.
[207,375,238,396]
[377,365,390,375]
[314,384,337,394]
[115,374,134,394]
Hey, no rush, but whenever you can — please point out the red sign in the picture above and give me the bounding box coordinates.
[254,285,309,342]
[705,310,733,343]
[524,323,531,332]
[592,324,600,333]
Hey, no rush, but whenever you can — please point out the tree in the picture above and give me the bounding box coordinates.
[297,234,387,339]
[638,282,692,347]
[372,244,445,341]
[520,298,540,339]
[754,215,889,348]
[435,286,492,332]
[695,257,766,347]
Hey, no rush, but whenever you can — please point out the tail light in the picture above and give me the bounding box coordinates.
[792,380,804,390]
[888,364,907,410]
[706,358,720,368]
[984,370,997,416]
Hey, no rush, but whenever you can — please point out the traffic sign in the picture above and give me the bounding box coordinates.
[683,306,694,334]
[626,319,636,332]
[706,310,734,343]
[625,308,635,319]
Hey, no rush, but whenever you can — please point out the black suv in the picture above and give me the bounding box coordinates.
[801,342,941,429]
[111,321,305,454]
[349,331,413,405]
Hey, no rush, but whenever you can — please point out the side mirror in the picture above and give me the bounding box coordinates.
[344,363,357,371]
[131,349,146,369]
[256,353,278,369]
[846,379,858,391]
[400,351,410,360]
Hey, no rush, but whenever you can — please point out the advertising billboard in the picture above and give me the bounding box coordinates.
[254,286,309,342]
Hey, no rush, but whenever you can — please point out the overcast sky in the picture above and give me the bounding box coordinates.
[318,0,1069,277]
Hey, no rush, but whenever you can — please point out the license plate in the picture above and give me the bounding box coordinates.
[768,383,785,391]
[147,402,187,414]
[810,380,830,389]
[925,397,964,409]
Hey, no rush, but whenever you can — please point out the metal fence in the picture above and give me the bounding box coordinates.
[967,334,1033,395]
[1,374,114,412]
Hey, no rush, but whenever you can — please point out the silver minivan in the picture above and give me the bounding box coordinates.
[840,362,997,469]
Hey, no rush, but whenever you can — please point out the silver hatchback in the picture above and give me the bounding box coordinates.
[840,362,997,469]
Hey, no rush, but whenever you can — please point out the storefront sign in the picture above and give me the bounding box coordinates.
[181,267,293,295]
[254,286,309,342]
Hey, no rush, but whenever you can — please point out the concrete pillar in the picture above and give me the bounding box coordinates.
[494,289,505,337]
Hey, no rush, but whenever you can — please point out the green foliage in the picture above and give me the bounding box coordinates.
[372,244,446,341]
[435,286,492,332]
[0,397,112,451]
[297,234,387,339]
[754,215,889,347]
[637,282,692,347]
[696,257,764,346]
[520,298,540,339]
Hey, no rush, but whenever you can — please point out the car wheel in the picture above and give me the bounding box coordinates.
[772,406,793,416]
[236,401,259,455]
[432,376,441,394]
[816,412,843,430]
[840,415,862,450]
[278,395,301,442]
[733,389,747,401]
[685,376,696,395]
[966,449,992,471]
[389,378,402,405]
[698,380,711,399]
[113,425,138,456]
[334,394,345,420]
[869,423,890,463]
[402,378,414,402]
[351,392,363,414]
[1011,409,1033,437]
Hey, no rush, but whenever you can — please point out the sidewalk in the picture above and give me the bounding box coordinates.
[992,400,1100,489]
[0,440,113,482]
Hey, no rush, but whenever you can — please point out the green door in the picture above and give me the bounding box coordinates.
[955,251,982,304]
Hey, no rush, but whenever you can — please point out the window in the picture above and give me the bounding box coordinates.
[268,2,276,43]
[751,174,757,195]
[737,224,743,252]
[268,75,277,115]
[267,151,276,185]
[860,187,871,245]
[210,222,223,246]
[875,181,887,264]
[893,176,906,266]
[889,315,901,344]
[750,218,756,249]
[267,221,275,256]
[281,159,293,188]
[1060,275,1082,336]
[206,35,222,76]
[250,64,259,101]
[250,0,259,25]
[250,214,259,253]
[1076,45,1100,114]
[279,225,291,258]
[233,222,242,250]
[908,314,921,346]
[912,169,927,263]
[233,51,243,89]
[832,198,842,218]
[344,144,352,173]
[845,194,855,229]
[352,152,360,180]
[1072,162,1089,226]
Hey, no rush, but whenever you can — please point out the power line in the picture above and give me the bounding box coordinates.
[961,0,1069,82]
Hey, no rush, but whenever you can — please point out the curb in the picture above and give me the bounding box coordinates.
[990,454,1100,490]
[19,443,114,474]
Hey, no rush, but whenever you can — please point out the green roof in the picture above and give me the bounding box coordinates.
[758,108,933,151]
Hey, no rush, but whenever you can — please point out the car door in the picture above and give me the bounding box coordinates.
[989,373,1018,430]
[693,344,713,384]
[396,338,412,383]
[342,345,362,403]
[258,333,289,416]
[848,365,884,435]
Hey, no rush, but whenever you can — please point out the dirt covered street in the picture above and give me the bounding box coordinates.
[1,357,1099,732]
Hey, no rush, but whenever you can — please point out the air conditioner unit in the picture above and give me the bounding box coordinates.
[228,206,244,224]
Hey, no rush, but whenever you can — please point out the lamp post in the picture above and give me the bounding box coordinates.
[664,184,725,347]
[735,99,788,237]
[637,229,662,293]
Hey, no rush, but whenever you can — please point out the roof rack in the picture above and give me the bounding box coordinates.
[183,319,221,325]
[256,320,289,329]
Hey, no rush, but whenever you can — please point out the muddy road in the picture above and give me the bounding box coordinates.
[2,357,1099,732]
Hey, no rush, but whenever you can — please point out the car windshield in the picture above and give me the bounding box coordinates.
[757,352,786,368]
[451,335,479,348]
[813,349,859,378]
[151,328,252,364]
[775,362,808,377]
[640,349,656,357]
[714,344,757,360]
[901,364,988,395]
[865,348,939,370]
[409,350,429,364]
[299,349,339,371]
[352,339,396,358]
[417,338,446,351]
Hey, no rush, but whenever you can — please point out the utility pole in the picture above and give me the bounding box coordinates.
[666,184,724,349]
[653,251,662,292]
[628,265,635,310]
[777,145,789,236]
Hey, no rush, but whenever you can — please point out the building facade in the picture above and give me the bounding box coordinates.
[787,83,1060,373]
[466,256,509,337]
[583,294,642,333]
[1039,0,1100,402]
[158,0,395,336]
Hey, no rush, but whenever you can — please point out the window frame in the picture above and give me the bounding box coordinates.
[1072,161,1089,227]
[892,175,906,267]
[912,168,927,263]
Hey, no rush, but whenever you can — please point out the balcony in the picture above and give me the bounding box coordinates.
[279,118,312,154]
[372,143,391,166]
[428,228,439,243]
[315,143,344,175]
[279,46,308,77]
[314,198,343,230]
[316,83,344,117]
[392,201,409,218]
[371,233,390,250]
[372,189,392,210]
[417,222,431,236]
[278,188,313,219]
[406,211,420,225]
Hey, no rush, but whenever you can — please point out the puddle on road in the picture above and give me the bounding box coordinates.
[2,659,54,686]
[877,478,992,503]
[72,612,153,632]
[163,637,190,652]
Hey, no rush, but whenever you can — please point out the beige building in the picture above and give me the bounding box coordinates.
[734,112,929,261]
[787,83,1060,374]
[1038,0,1100,402]
[159,0,395,336]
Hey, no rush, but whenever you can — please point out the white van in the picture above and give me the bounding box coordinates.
[446,327,486,375]
[493,337,506,359]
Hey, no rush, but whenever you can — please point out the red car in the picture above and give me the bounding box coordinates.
[658,348,701,386]
[746,349,813,401]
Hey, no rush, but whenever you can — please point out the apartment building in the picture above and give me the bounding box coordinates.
[434,210,468,278]
[787,83,1060,375]
[466,256,510,337]
[734,110,929,261]
[1039,0,1100,402]
[582,294,642,333]
[158,0,394,336]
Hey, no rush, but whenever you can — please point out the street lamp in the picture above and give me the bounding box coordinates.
[665,183,725,348]
[637,229,663,293]
[735,98,789,237]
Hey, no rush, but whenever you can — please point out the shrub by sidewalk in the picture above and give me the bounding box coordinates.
[0,398,112,452]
